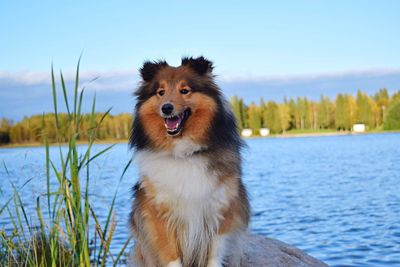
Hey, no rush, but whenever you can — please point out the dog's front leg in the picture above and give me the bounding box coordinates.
[207,234,227,267]
[142,205,181,267]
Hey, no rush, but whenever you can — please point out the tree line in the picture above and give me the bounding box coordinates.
[1,88,400,145]
[231,88,400,135]
[0,113,131,145]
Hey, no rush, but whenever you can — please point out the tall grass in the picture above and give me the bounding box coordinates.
[0,59,132,266]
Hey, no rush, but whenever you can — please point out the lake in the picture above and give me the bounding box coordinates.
[1,133,400,266]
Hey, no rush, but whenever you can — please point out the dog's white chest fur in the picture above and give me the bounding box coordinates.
[134,139,224,206]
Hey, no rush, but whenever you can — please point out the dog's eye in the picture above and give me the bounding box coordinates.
[157,90,165,96]
[180,89,189,95]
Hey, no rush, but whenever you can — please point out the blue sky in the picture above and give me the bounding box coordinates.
[1,1,400,120]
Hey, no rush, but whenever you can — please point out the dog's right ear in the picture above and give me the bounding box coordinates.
[140,60,168,82]
[181,56,213,76]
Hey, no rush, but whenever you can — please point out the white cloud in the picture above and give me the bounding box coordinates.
[1,68,400,93]
[218,68,400,83]
[0,69,140,92]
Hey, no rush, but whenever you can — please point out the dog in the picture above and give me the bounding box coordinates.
[129,56,250,267]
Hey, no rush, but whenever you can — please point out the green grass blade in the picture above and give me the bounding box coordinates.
[45,137,52,222]
[36,196,46,239]
[77,142,93,170]
[0,197,12,217]
[113,236,132,267]
[76,87,85,131]
[80,144,115,170]
[12,191,26,242]
[5,205,23,245]
[0,178,33,217]
[98,107,113,125]
[60,71,71,117]
[2,160,10,176]
[73,56,82,124]
[51,64,59,128]
[119,159,132,183]
[10,181,31,236]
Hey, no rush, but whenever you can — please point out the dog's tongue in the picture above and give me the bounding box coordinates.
[166,116,181,129]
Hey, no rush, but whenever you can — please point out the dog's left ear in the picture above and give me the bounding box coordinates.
[181,56,213,75]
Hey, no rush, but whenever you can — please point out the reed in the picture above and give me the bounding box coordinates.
[0,58,131,266]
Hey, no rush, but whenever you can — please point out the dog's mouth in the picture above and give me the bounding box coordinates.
[164,109,191,136]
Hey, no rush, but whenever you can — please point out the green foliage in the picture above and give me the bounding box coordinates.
[0,118,11,144]
[278,104,291,133]
[384,99,400,130]
[247,103,262,135]
[335,94,356,130]
[4,113,131,144]
[263,101,281,134]
[226,89,399,136]
[356,90,376,128]
[230,96,245,130]
[318,96,335,129]
[373,88,390,125]
[0,61,131,266]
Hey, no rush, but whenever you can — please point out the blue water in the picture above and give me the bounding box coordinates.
[1,133,400,266]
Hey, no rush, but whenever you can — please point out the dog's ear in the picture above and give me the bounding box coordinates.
[181,56,213,75]
[140,60,168,82]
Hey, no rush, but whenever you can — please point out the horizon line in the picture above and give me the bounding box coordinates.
[1,67,400,89]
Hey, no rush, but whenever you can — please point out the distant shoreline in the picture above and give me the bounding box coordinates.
[1,130,399,149]
[0,139,128,149]
[249,129,400,139]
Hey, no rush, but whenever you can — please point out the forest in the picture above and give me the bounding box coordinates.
[0,88,399,145]
[231,88,400,134]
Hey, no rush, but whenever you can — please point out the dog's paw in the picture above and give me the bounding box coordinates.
[207,259,223,267]
[166,258,182,267]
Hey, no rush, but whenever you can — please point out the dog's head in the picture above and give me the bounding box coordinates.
[131,57,222,150]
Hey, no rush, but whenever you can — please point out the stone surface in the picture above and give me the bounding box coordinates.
[232,234,328,267]
[129,234,328,266]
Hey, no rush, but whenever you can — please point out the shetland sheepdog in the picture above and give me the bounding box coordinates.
[129,57,250,267]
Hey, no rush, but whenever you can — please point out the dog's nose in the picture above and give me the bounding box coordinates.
[161,103,174,115]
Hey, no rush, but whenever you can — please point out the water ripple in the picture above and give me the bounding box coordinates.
[1,133,400,266]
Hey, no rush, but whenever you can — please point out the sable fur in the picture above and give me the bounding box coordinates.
[130,56,250,267]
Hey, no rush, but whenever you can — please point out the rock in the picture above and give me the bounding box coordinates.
[232,234,328,267]
[129,234,328,266]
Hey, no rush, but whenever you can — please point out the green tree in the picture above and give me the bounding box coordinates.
[310,101,318,130]
[384,99,400,130]
[0,118,11,144]
[247,102,262,135]
[263,101,281,134]
[278,103,290,133]
[356,90,375,128]
[230,96,244,130]
[259,97,266,127]
[392,91,400,103]
[318,96,334,129]
[3,112,132,144]
[335,94,356,130]
[287,98,299,130]
[373,88,390,126]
